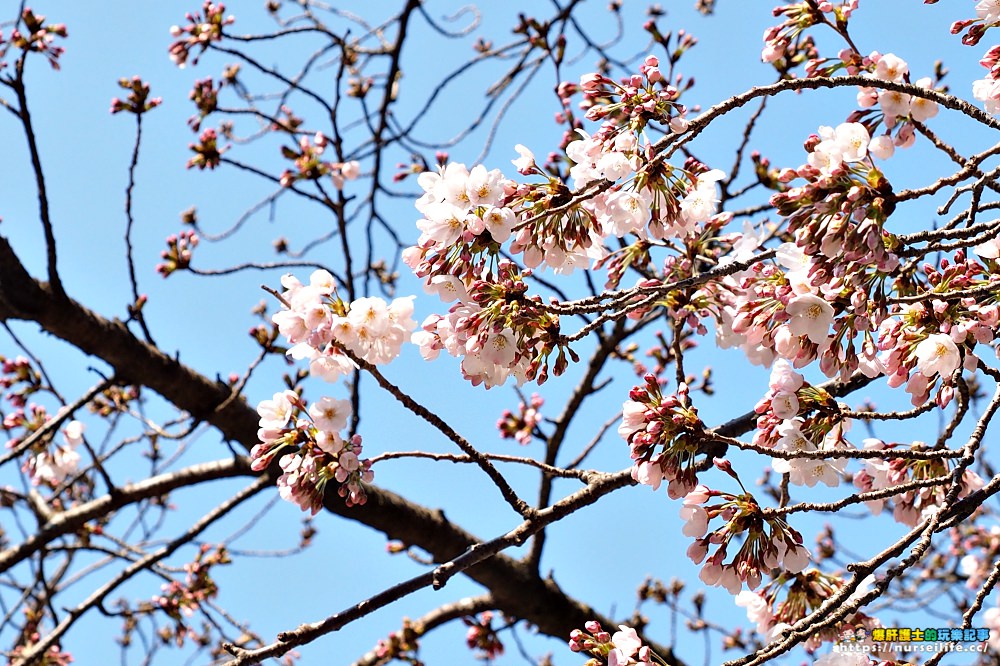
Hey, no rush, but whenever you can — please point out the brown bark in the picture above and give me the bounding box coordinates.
[0,235,682,664]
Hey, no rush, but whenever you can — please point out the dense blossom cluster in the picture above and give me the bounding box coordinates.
[273,270,416,379]
[8,630,73,666]
[254,270,417,510]
[680,483,811,595]
[752,361,851,488]
[410,260,576,388]
[619,375,704,498]
[252,389,372,512]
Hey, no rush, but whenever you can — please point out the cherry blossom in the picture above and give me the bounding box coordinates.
[785,293,835,345]
[914,333,961,378]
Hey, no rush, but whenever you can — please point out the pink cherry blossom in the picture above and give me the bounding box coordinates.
[782,544,810,573]
[308,397,351,432]
[785,293,835,344]
[257,390,297,429]
[611,625,642,658]
[977,0,1000,24]
[868,134,895,160]
[973,233,1000,259]
[511,144,536,174]
[873,52,908,83]
[680,504,708,538]
[769,359,804,393]
[914,333,961,377]
[769,391,800,420]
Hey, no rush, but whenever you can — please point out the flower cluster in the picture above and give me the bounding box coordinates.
[272,270,416,381]
[3,403,49,444]
[576,54,689,133]
[406,161,519,280]
[568,622,661,666]
[619,375,704,498]
[559,121,725,246]
[156,230,200,277]
[0,355,42,407]
[852,438,984,526]
[3,8,68,70]
[252,390,372,512]
[985,604,1000,652]
[874,255,999,405]
[109,76,162,115]
[278,132,360,190]
[8,630,73,666]
[168,1,234,68]
[682,484,811,595]
[186,128,227,170]
[723,244,850,373]
[753,360,852,488]
[411,260,576,387]
[464,611,504,660]
[736,571,877,649]
[854,52,939,157]
[25,420,85,488]
[762,2,856,67]
[771,122,897,273]
[187,76,221,130]
[496,393,543,445]
[150,545,229,647]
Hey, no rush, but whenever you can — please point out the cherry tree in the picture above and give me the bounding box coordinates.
[2,2,1000,666]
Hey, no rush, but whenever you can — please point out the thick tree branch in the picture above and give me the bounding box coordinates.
[0,234,684,665]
